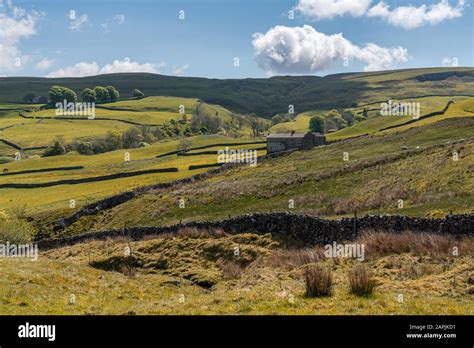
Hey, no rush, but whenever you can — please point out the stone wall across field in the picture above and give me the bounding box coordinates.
[39,212,473,250]
[0,167,178,189]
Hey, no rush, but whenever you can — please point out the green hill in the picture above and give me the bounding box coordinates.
[2,67,473,117]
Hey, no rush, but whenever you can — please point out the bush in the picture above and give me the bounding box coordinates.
[43,139,67,157]
[0,213,36,243]
[123,127,143,148]
[48,85,77,104]
[348,266,376,296]
[304,265,333,297]
[132,89,144,99]
[309,115,326,133]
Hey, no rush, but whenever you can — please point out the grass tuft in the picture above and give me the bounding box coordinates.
[304,265,333,297]
[348,265,376,297]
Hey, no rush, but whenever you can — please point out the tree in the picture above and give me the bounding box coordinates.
[93,86,109,102]
[43,136,66,157]
[23,92,35,103]
[309,115,326,133]
[177,136,192,153]
[81,88,96,103]
[105,129,123,150]
[105,86,120,101]
[48,86,77,104]
[249,115,267,137]
[132,89,144,99]
[122,127,143,148]
[271,114,284,125]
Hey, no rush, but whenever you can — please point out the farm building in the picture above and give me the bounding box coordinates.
[266,131,326,154]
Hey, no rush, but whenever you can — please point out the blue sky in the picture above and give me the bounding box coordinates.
[1,0,472,78]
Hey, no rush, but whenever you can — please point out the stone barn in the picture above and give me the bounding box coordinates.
[266,131,326,154]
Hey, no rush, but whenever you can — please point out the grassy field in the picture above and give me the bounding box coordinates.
[102,96,199,113]
[0,230,471,314]
[0,96,262,153]
[270,96,474,141]
[0,135,265,215]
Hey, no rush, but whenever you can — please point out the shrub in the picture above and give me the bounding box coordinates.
[348,266,376,296]
[43,139,67,157]
[123,127,143,148]
[304,265,333,297]
[177,136,192,152]
[0,213,36,244]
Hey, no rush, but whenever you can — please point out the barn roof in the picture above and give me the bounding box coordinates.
[267,132,308,139]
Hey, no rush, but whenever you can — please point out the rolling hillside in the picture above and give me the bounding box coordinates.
[1,67,473,117]
[49,116,474,237]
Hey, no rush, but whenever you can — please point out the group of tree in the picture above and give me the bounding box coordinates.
[309,109,365,134]
[47,85,121,105]
[48,86,77,104]
[270,113,296,125]
[43,126,155,156]
[248,114,269,137]
[80,86,120,103]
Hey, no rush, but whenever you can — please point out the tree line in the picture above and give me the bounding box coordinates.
[22,86,146,105]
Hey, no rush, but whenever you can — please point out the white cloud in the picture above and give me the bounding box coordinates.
[46,59,164,77]
[35,58,54,70]
[252,25,408,75]
[46,62,99,78]
[68,13,88,31]
[0,2,42,74]
[367,0,466,30]
[295,0,373,20]
[99,59,163,74]
[172,64,189,75]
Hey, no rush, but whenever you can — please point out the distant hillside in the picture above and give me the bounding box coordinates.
[1,67,473,117]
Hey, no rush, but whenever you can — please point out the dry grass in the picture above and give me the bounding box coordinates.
[304,266,333,297]
[348,266,377,297]
[359,230,473,259]
[219,260,244,280]
[266,247,325,270]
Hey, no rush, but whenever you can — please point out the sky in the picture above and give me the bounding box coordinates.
[0,0,472,78]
